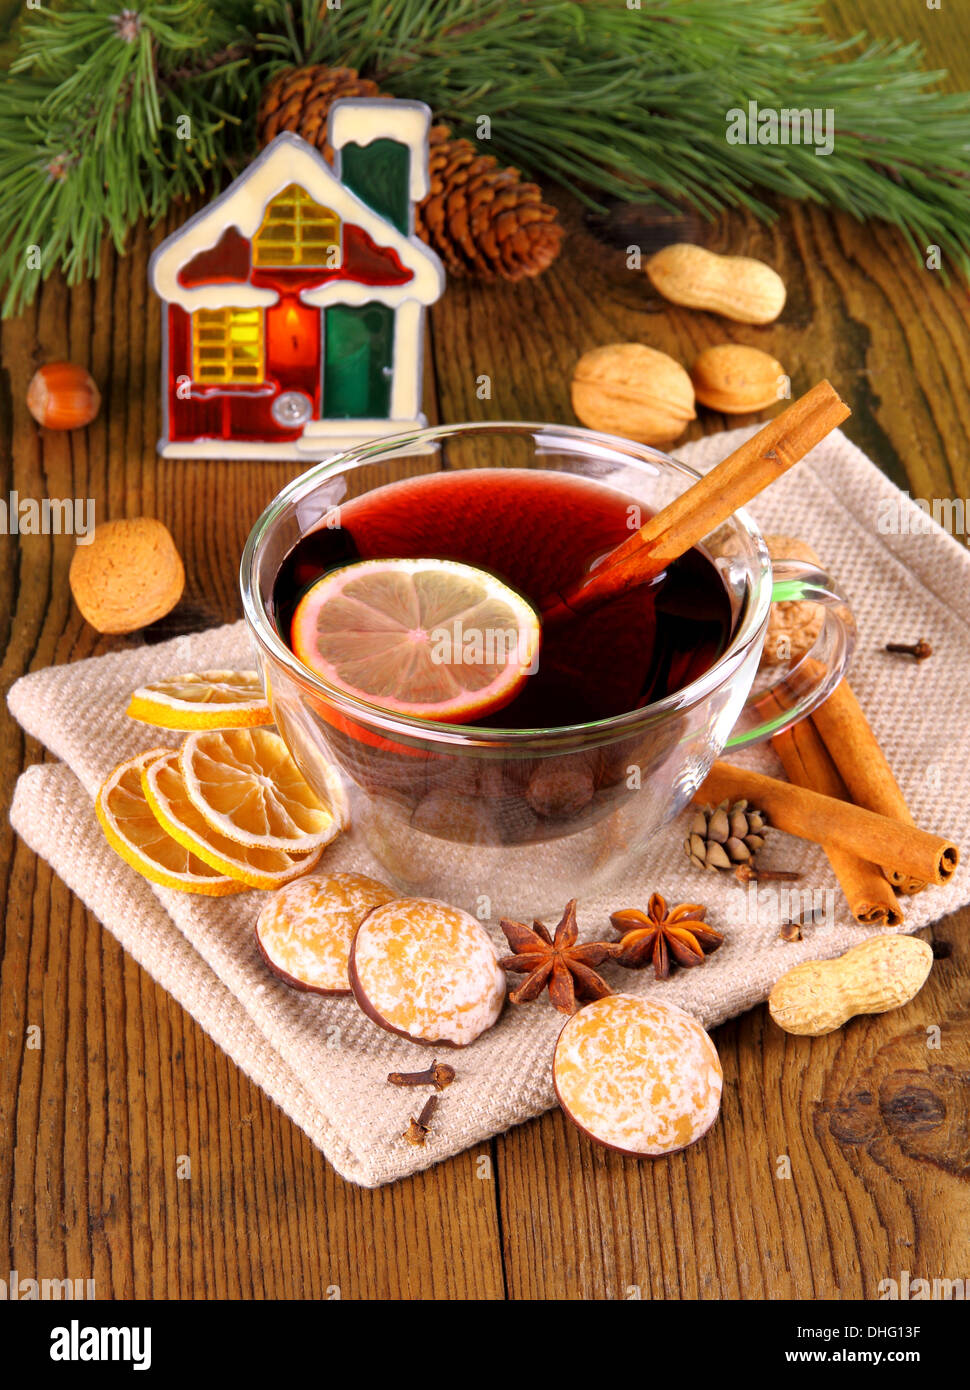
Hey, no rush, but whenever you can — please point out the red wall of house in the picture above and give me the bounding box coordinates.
[167,274,321,444]
[166,230,414,445]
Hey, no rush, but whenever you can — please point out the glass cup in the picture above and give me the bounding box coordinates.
[241,422,855,916]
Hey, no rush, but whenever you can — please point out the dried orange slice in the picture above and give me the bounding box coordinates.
[290,558,541,723]
[127,670,272,730]
[142,751,323,890]
[95,749,244,896]
[179,727,339,853]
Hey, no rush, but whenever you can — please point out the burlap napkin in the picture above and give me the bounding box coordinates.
[9,426,970,1186]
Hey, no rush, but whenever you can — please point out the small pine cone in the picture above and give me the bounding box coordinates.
[256,65,563,281]
[257,64,385,164]
[685,799,768,872]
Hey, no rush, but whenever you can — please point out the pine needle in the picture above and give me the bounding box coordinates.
[2,0,969,315]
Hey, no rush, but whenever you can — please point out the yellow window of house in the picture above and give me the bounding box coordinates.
[253,185,340,268]
[191,307,264,385]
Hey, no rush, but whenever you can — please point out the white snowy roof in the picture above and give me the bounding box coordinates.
[150,126,444,312]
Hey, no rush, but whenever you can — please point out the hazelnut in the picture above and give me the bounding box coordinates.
[27,361,101,430]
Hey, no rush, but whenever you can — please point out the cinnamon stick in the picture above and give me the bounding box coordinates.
[544,380,850,618]
[809,680,926,895]
[764,695,903,927]
[696,762,958,887]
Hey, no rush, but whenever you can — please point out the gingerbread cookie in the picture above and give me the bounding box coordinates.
[554,994,722,1156]
[256,871,399,996]
[349,898,505,1047]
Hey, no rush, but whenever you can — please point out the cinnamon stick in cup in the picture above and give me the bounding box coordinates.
[762,694,903,927]
[696,763,958,888]
[543,380,850,620]
[810,679,926,895]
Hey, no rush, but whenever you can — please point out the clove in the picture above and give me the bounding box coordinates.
[734,863,802,884]
[403,1095,439,1147]
[885,638,932,662]
[780,905,828,940]
[388,1060,456,1091]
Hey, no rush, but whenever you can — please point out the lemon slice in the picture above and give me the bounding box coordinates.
[95,749,244,896]
[142,751,323,890]
[127,670,272,730]
[289,558,541,723]
[179,727,339,853]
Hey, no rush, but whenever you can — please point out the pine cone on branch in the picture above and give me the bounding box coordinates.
[418,123,563,282]
[256,64,563,282]
[257,65,384,164]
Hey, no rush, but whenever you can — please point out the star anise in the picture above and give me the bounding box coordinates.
[499,898,618,1015]
[610,894,724,980]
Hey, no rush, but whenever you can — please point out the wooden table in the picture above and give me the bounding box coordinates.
[3,0,969,1299]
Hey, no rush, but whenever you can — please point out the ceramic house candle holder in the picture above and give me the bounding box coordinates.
[149,100,445,460]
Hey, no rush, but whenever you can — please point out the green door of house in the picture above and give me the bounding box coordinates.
[323,303,394,418]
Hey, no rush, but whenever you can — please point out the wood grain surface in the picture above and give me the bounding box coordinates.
[2,0,969,1300]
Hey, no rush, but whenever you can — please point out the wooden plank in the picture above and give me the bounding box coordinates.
[492,917,970,1301]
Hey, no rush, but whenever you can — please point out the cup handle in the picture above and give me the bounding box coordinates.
[725,557,857,749]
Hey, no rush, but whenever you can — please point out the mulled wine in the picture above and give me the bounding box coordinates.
[272,468,733,727]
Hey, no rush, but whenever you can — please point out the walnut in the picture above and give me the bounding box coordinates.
[69,517,184,634]
[410,790,496,844]
[760,534,825,668]
[569,343,696,445]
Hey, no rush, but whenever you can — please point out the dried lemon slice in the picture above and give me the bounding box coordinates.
[290,558,541,723]
[179,727,339,853]
[127,670,272,730]
[95,749,244,896]
[142,751,322,890]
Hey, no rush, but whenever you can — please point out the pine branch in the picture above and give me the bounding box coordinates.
[276,0,970,266]
[0,0,257,314]
[2,0,970,316]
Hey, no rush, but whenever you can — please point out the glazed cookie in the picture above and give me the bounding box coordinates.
[554,994,722,1156]
[256,871,399,996]
[349,898,505,1047]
